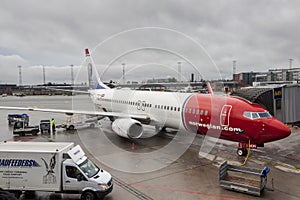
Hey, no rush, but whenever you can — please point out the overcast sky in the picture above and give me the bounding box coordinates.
[1,0,299,85]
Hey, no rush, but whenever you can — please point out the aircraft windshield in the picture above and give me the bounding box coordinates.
[258,112,272,118]
[243,111,272,120]
[78,159,99,178]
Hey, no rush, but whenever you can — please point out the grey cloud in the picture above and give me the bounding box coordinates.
[1,0,300,83]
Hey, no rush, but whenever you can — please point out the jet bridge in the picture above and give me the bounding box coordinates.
[231,84,300,124]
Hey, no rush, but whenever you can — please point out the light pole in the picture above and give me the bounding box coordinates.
[18,65,22,86]
[122,63,125,85]
[42,65,46,85]
[70,64,74,85]
[177,62,181,83]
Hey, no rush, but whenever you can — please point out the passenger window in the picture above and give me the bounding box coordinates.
[204,110,208,116]
[174,107,176,111]
[170,107,173,111]
[200,110,204,115]
[178,107,180,112]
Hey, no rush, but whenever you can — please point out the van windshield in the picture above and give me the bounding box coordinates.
[78,159,99,178]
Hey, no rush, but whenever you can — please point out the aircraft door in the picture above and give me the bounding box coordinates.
[220,105,232,126]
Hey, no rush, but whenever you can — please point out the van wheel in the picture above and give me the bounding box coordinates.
[81,191,96,200]
[24,191,35,198]
[0,190,19,200]
[68,125,75,130]
[12,190,21,199]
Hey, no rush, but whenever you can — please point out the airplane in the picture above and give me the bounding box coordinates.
[0,49,291,156]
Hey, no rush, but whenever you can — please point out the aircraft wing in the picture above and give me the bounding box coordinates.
[0,106,150,121]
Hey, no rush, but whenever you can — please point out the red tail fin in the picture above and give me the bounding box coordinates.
[206,82,213,95]
[85,48,90,57]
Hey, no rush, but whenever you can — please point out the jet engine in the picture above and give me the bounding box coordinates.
[111,118,144,139]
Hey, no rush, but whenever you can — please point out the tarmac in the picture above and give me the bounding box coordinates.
[0,95,300,200]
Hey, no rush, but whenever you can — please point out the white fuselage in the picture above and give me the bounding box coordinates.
[90,88,192,129]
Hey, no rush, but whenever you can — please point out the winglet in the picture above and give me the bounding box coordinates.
[206,82,214,95]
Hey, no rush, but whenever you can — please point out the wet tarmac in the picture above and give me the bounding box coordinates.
[0,95,300,200]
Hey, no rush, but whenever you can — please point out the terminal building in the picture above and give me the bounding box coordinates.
[233,68,300,87]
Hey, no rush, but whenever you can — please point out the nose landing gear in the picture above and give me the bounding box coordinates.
[237,142,257,157]
[237,148,248,156]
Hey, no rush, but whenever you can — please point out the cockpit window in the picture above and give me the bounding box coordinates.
[243,112,251,119]
[251,113,259,119]
[258,112,272,118]
[243,111,272,120]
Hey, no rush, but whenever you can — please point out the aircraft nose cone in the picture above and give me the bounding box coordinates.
[269,120,291,141]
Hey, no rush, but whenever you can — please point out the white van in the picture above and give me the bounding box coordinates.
[0,141,113,199]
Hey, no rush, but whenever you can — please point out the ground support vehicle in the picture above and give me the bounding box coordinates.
[57,115,102,131]
[40,120,51,134]
[0,142,113,200]
[219,161,270,196]
[13,120,39,136]
[7,114,29,126]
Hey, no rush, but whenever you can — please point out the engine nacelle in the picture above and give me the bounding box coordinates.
[111,118,143,139]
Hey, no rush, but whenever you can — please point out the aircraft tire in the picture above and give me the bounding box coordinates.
[237,148,245,156]
[243,148,248,156]
[68,125,75,130]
